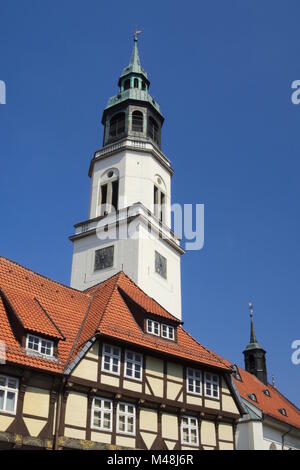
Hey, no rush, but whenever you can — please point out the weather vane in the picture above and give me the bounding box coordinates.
[134,27,142,42]
[249,302,254,318]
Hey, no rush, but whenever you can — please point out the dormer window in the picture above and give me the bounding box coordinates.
[230,364,242,381]
[146,319,160,336]
[161,324,174,340]
[279,408,287,416]
[264,389,271,397]
[26,334,54,357]
[248,393,257,402]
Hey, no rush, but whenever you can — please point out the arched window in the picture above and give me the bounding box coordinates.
[132,111,143,132]
[109,113,125,138]
[134,78,139,89]
[124,79,130,90]
[148,116,159,145]
[98,169,119,216]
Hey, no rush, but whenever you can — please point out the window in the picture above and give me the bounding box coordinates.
[117,402,136,435]
[98,176,119,215]
[91,397,113,431]
[248,393,257,402]
[155,251,167,279]
[132,111,143,132]
[109,112,125,137]
[230,364,242,381]
[148,116,160,145]
[94,246,114,271]
[181,416,199,446]
[187,368,202,395]
[26,334,53,357]
[0,375,18,414]
[161,324,175,341]
[134,78,139,89]
[153,185,166,222]
[279,408,287,416]
[101,344,121,375]
[204,372,219,399]
[263,389,271,397]
[124,79,130,90]
[125,351,142,381]
[146,319,160,336]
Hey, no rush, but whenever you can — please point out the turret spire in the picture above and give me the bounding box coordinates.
[243,301,268,385]
[249,302,257,344]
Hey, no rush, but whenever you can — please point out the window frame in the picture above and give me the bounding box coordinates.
[101,343,121,375]
[180,415,199,447]
[0,375,19,415]
[146,319,160,337]
[26,333,54,357]
[124,350,143,382]
[116,402,136,436]
[91,397,113,432]
[204,372,220,399]
[161,324,175,341]
[186,368,202,396]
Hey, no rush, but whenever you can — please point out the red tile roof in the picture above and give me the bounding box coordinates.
[0,257,228,374]
[232,365,300,430]
[1,256,298,430]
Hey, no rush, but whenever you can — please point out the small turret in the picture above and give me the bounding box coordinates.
[243,302,268,385]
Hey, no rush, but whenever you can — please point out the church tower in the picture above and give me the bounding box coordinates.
[70,33,184,319]
[243,303,268,385]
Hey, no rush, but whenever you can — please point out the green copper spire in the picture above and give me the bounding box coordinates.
[119,30,148,84]
[244,302,262,351]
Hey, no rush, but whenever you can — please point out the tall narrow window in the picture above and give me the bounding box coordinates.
[91,397,113,431]
[125,351,142,381]
[204,372,219,399]
[187,368,202,395]
[181,416,199,446]
[132,111,143,132]
[134,78,139,89]
[148,116,159,145]
[124,79,130,90]
[111,179,119,211]
[0,375,18,415]
[101,344,121,375]
[117,402,136,435]
[99,174,119,216]
[153,185,166,223]
[109,113,125,138]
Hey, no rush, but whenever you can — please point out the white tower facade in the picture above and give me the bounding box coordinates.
[70,36,183,319]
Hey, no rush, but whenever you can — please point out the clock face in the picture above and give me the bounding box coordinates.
[155,251,167,279]
[94,246,114,271]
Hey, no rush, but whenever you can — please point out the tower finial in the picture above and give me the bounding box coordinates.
[249,301,257,343]
[249,301,253,319]
[134,27,142,42]
[272,375,276,388]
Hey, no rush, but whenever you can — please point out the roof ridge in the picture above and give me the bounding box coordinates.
[118,271,182,323]
[34,297,65,340]
[0,256,84,295]
[95,273,123,332]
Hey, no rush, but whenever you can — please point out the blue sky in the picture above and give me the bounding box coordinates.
[0,0,299,405]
